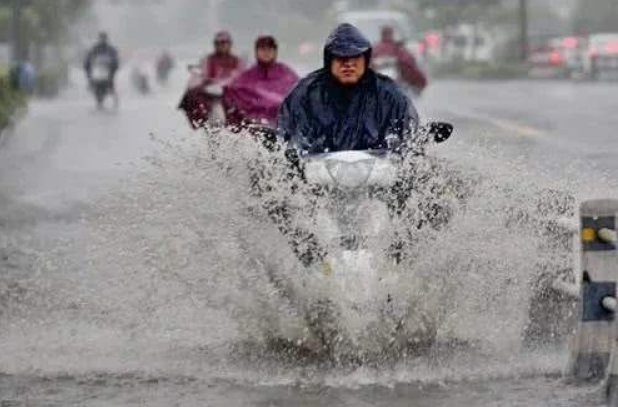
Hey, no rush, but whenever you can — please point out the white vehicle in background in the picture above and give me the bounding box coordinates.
[528,36,588,79]
[584,33,618,80]
[440,24,498,64]
[336,9,418,55]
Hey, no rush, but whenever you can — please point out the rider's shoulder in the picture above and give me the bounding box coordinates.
[373,72,406,99]
[95,43,117,53]
[300,69,325,85]
[289,69,325,94]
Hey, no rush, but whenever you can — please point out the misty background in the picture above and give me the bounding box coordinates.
[2,1,618,406]
[1,0,618,93]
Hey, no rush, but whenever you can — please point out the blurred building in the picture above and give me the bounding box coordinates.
[572,0,618,35]
[528,0,576,39]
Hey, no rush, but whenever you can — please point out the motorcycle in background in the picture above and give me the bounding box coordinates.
[178,64,226,129]
[89,55,118,110]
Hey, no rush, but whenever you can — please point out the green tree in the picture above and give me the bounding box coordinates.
[27,0,92,45]
[0,0,92,61]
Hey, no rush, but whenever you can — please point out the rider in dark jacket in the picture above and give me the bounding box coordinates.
[268,24,422,267]
[84,32,120,89]
[278,23,418,155]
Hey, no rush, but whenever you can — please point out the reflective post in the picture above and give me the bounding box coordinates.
[570,199,618,381]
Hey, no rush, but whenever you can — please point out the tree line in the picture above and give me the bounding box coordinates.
[0,0,92,63]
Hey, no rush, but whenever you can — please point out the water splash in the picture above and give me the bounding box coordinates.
[2,126,618,386]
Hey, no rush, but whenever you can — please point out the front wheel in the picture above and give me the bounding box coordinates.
[95,91,105,109]
[93,81,109,109]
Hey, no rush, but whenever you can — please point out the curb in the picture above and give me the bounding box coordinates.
[0,121,15,149]
[0,107,27,149]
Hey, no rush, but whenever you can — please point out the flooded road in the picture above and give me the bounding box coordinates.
[1,75,616,406]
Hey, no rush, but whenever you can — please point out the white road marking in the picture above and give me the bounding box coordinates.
[442,107,549,139]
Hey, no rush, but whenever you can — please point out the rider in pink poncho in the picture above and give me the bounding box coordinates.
[223,36,299,127]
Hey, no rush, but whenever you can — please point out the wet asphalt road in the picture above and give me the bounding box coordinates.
[3,77,618,231]
[1,75,616,406]
[423,79,618,174]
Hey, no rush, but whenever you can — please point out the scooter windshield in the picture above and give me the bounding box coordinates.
[326,158,375,190]
[304,150,396,190]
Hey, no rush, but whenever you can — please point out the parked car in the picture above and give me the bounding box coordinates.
[585,33,618,80]
[434,24,505,64]
[528,36,587,79]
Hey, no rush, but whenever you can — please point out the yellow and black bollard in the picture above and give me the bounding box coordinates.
[570,199,618,383]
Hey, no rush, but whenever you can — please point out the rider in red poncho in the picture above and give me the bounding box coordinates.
[223,35,299,128]
[200,31,244,85]
[372,25,427,96]
[178,31,244,128]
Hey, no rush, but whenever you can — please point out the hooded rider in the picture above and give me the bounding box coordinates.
[223,35,298,127]
[200,31,244,86]
[372,25,428,95]
[272,24,422,267]
[278,23,419,155]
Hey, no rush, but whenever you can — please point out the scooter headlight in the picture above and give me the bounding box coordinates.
[325,159,376,189]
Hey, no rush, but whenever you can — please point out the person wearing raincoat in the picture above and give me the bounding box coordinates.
[274,23,422,266]
[278,23,418,155]
[200,31,244,85]
[178,31,244,128]
[84,32,120,91]
[223,35,299,128]
[372,25,428,95]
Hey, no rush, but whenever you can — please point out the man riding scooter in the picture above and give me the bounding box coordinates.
[279,23,418,154]
[372,25,427,96]
[223,35,298,128]
[178,31,244,128]
[84,32,120,109]
[250,25,452,354]
[273,23,423,266]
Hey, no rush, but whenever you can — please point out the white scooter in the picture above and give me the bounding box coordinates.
[259,123,455,358]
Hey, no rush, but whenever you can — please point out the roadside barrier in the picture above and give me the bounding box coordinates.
[566,200,618,405]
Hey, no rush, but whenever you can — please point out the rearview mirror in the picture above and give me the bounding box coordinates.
[428,121,453,143]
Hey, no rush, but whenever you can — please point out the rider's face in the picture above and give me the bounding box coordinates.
[331,55,366,85]
[381,27,395,42]
[215,40,231,55]
[256,46,277,65]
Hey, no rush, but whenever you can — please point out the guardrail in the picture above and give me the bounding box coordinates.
[567,199,618,406]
